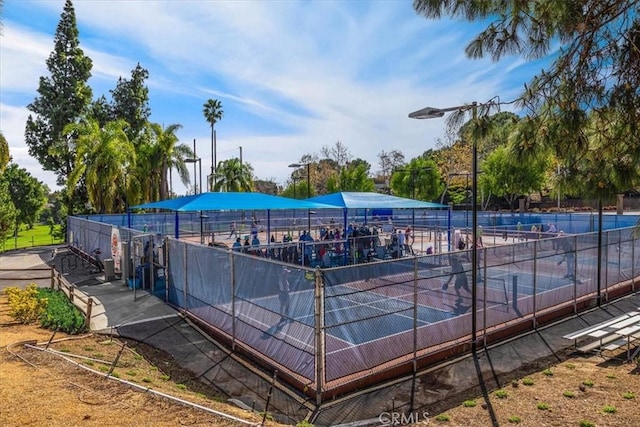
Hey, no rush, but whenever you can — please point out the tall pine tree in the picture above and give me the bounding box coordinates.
[110,63,150,144]
[24,0,92,202]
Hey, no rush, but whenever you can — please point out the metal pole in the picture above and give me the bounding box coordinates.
[471,102,478,352]
[597,197,603,306]
[447,203,452,252]
[200,212,204,245]
[198,159,202,194]
[315,268,324,406]
[465,174,469,229]
[306,163,311,233]
[214,129,217,190]
[192,139,197,194]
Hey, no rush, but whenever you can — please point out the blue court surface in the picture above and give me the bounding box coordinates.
[253,287,456,346]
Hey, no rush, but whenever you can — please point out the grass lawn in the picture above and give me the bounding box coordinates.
[1,224,63,252]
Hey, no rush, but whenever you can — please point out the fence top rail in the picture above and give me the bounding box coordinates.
[0,267,52,272]
[53,268,93,306]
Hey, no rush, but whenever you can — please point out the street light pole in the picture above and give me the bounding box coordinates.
[409,102,479,352]
[185,154,202,195]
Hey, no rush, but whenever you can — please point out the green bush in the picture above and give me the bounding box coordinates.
[4,284,85,334]
[37,288,85,334]
[495,389,508,399]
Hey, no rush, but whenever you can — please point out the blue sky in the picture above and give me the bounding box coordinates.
[1,0,547,195]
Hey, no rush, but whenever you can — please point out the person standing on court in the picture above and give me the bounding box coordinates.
[229,221,237,238]
[557,232,576,280]
[442,255,471,303]
[278,267,291,322]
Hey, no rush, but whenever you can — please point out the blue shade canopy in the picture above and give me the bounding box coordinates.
[131,192,337,212]
[305,192,448,209]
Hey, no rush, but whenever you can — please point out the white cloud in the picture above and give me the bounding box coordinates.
[2,0,544,197]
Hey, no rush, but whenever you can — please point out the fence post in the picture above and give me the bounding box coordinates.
[69,285,75,303]
[86,297,93,330]
[50,265,55,289]
[314,267,324,407]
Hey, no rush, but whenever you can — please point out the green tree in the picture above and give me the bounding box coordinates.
[65,119,135,213]
[1,164,47,230]
[391,158,442,201]
[336,161,375,192]
[413,0,640,193]
[480,145,548,211]
[88,95,114,127]
[24,0,93,197]
[146,123,192,200]
[110,63,150,143]
[212,158,254,192]
[202,99,223,191]
[0,180,18,246]
[0,131,9,173]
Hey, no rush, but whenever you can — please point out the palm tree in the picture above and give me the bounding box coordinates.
[147,123,193,200]
[212,158,253,192]
[65,119,135,213]
[202,99,223,191]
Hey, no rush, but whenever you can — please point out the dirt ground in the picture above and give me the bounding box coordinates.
[428,355,640,426]
[0,294,290,427]
[1,292,639,427]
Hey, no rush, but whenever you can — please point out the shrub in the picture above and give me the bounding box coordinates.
[622,391,635,399]
[563,391,575,398]
[602,405,616,413]
[296,421,314,427]
[582,380,594,387]
[522,378,534,386]
[434,414,450,422]
[462,400,476,408]
[495,390,508,399]
[579,421,595,427]
[4,284,48,323]
[507,416,521,424]
[37,288,85,334]
[536,403,549,410]
[543,369,554,376]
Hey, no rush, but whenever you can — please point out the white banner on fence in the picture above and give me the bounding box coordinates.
[111,227,121,271]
